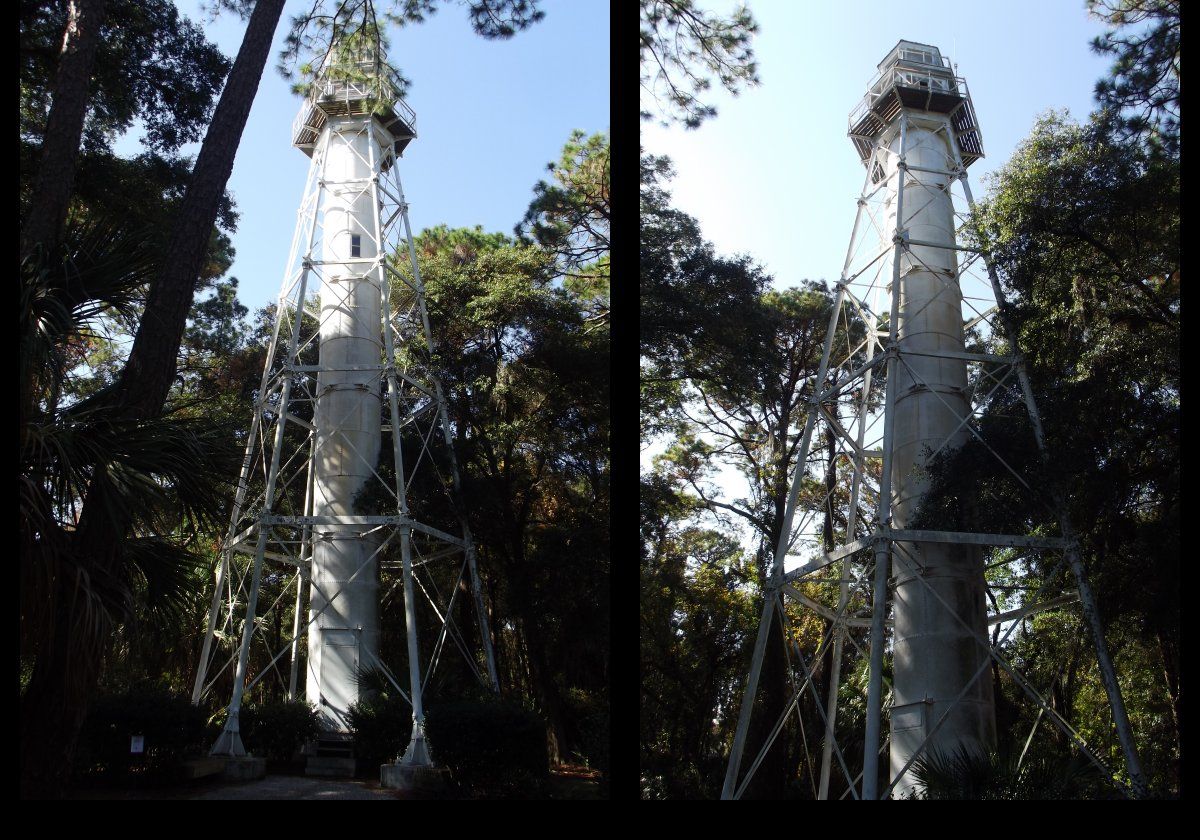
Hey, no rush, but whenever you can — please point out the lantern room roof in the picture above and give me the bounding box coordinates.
[848,39,984,169]
[291,41,417,158]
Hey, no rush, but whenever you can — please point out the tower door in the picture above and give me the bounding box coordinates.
[319,629,360,730]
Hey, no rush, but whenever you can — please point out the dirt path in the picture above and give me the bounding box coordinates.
[188,775,399,800]
[69,768,602,799]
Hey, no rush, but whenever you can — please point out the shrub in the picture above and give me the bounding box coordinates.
[74,687,209,783]
[239,699,321,762]
[564,688,609,775]
[346,693,413,771]
[424,700,549,797]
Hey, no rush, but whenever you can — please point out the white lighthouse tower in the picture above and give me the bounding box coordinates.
[852,40,995,794]
[720,40,1149,800]
[194,35,499,778]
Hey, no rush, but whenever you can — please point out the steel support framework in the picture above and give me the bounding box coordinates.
[720,68,1148,799]
[194,94,499,762]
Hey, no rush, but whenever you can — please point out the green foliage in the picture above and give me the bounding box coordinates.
[917,110,1178,794]
[908,745,1107,800]
[393,217,608,762]
[73,687,210,782]
[563,688,608,773]
[20,215,244,798]
[21,219,240,655]
[378,0,544,38]
[18,142,241,404]
[517,131,610,327]
[640,153,774,437]
[641,146,855,799]
[424,700,549,796]
[346,693,414,770]
[20,0,230,154]
[239,700,321,762]
[282,0,544,93]
[1088,0,1179,156]
[640,0,760,128]
[640,470,758,799]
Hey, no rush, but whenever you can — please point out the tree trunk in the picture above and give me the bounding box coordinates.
[744,529,787,798]
[21,0,109,263]
[20,476,124,799]
[1156,626,1181,786]
[20,0,285,798]
[19,590,107,799]
[112,0,286,422]
[508,546,571,764]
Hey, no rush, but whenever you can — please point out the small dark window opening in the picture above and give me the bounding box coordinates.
[351,234,361,258]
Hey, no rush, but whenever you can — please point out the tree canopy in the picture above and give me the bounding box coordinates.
[19,0,602,800]
[640,0,760,128]
[640,2,1181,800]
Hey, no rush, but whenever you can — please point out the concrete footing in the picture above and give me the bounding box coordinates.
[221,756,267,781]
[380,764,448,792]
[179,757,226,780]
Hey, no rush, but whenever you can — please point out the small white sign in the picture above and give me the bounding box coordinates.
[130,735,145,754]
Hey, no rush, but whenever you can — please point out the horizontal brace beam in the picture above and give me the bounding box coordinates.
[785,585,1077,630]
[816,352,887,403]
[300,258,385,269]
[780,529,1068,585]
[900,349,1014,365]
[262,550,308,567]
[285,413,315,432]
[903,236,981,254]
[964,307,999,332]
[782,536,874,584]
[987,592,1079,626]
[260,514,467,548]
[783,584,881,628]
[902,163,961,177]
[261,514,397,526]
[886,528,1069,550]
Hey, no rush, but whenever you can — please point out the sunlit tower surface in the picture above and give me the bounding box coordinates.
[194,37,499,776]
[854,39,995,793]
[720,41,1149,800]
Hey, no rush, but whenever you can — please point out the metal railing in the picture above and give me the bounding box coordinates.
[848,68,970,132]
[292,63,417,143]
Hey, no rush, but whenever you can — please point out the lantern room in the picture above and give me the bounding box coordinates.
[847,40,984,168]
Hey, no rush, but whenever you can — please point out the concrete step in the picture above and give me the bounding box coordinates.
[313,736,355,758]
[306,755,358,778]
[315,746,354,757]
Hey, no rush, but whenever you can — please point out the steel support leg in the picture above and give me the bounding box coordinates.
[959,172,1149,799]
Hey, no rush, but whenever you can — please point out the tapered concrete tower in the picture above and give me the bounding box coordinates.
[300,66,396,736]
[722,39,1148,802]
[195,36,499,777]
[858,41,995,792]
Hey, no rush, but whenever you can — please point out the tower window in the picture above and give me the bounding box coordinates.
[351,234,361,258]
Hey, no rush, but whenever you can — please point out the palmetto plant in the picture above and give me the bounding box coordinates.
[20,218,238,796]
[21,217,234,637]
[908,744,1103,800]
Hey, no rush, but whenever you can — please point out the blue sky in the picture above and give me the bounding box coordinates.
[641,0,1113,294]
[640,1,1120,548]
[123,0,610,314]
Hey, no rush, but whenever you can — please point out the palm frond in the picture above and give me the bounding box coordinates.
[910,743,1102,800]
